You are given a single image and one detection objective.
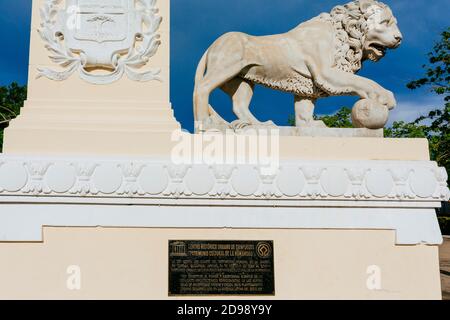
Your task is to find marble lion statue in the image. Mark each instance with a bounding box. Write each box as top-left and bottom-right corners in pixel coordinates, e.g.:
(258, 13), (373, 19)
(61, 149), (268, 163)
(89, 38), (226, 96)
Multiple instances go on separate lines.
(193, 0), (402, 132)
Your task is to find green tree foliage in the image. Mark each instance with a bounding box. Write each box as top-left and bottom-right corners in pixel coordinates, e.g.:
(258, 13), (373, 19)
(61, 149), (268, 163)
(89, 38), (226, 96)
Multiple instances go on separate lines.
(404, 28), (449, 179)
(316, 107), (353, 128)
(288, 106), (353, 128)
(383, 121), (428, 138)
(0, 82), (27, 151)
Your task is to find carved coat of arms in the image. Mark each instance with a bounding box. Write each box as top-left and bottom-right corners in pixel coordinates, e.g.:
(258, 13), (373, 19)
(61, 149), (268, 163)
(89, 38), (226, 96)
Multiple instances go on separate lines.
(37, 0), (162, 84)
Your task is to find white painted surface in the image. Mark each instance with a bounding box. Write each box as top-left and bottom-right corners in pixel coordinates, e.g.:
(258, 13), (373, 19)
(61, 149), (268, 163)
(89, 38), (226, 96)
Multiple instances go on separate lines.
(276, 166), (306, 197)
(45, 164), (77, 193)
(0, 204), (442, 245)
(410, 167), (438, 198)
(0, 162), (28, 192)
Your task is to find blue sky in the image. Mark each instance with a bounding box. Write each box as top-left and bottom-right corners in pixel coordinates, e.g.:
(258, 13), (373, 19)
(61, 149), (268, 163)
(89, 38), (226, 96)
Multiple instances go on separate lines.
(0, 0), (449, 132)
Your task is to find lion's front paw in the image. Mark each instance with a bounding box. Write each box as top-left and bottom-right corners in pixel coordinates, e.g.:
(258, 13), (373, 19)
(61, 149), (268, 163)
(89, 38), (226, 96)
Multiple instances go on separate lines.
(370, 89), (397, 110)
(231, 120), (252, 131)
(382, 90), (397, 110)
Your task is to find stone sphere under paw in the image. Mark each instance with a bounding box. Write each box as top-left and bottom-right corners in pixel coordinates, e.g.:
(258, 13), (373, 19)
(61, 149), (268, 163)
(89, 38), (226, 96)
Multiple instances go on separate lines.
(352, 99), (389, 129)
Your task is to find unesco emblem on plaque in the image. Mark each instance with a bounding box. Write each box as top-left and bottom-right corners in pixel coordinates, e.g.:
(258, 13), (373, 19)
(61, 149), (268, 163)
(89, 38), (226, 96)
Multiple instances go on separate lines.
(169, 240), (275, 296)
(170, 241), (188, 257)
(256, 242), (272, 258)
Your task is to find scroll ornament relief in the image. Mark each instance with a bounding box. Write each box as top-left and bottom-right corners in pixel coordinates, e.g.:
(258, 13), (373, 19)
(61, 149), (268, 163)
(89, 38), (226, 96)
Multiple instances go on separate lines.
(0, 157), (448, 202)
(37, 0), (163, 84)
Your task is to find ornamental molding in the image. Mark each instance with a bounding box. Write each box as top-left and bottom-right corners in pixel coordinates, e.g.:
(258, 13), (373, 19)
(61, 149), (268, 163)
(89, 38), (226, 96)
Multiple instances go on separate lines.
(37, 0), (162, 84)
(0, 156), (448, 204)
(0, 205), (443, 244)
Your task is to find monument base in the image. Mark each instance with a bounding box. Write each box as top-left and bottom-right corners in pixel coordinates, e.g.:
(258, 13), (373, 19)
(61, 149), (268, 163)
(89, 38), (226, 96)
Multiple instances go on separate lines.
(0, 227), (441, 300)
(0, 152), (447, 300)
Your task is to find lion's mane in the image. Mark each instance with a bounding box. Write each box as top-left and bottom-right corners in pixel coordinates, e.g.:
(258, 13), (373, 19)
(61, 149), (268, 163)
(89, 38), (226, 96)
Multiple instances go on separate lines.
(320, 0), (389, 73)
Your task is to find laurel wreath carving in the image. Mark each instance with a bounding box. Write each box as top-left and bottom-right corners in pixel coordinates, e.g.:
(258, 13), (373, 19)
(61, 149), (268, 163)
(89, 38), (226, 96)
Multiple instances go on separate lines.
(37, 0), (163, 84)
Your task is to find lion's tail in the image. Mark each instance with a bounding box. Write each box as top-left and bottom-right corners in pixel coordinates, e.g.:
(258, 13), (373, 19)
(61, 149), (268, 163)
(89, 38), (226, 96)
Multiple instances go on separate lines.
(194, 50), (228, 127)
(194, 51), (208, 88)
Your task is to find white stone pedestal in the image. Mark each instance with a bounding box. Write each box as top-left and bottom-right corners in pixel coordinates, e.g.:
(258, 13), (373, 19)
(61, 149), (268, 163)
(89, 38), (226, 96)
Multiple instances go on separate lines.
(0, 153), (448, 299)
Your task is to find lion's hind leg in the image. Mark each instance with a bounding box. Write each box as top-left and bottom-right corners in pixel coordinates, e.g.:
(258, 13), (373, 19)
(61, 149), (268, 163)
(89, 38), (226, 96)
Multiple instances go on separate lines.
(222, 78), (275, 128)
(194, 63), (248, 132)
(221, 78), (257, 124)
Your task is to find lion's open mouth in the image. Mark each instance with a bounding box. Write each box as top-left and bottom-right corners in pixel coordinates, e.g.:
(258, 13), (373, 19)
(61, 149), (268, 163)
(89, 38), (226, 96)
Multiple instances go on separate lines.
(369, 43), (387, 57)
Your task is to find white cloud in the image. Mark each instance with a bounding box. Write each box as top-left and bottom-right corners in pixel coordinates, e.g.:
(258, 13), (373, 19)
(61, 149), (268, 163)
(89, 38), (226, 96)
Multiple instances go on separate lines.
(388, 94), (444, 126)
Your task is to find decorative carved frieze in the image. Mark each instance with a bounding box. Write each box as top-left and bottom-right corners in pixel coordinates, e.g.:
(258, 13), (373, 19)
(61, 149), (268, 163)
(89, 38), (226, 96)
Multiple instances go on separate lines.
(0, 156), (448, 203)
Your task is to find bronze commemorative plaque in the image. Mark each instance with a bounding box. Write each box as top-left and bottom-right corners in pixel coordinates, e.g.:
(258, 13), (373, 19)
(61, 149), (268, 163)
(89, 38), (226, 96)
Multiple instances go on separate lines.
(169, 240), (275, 296)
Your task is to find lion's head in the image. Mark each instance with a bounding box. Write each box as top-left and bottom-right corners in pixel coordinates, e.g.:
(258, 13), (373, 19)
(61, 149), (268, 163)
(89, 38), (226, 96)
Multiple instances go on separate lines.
(326, 0), (402, 72)
(362, 1), (403, 61)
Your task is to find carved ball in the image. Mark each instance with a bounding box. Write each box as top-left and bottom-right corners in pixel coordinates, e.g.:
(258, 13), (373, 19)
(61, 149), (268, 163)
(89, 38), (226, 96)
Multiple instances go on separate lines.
(352, 99), (389, 129)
